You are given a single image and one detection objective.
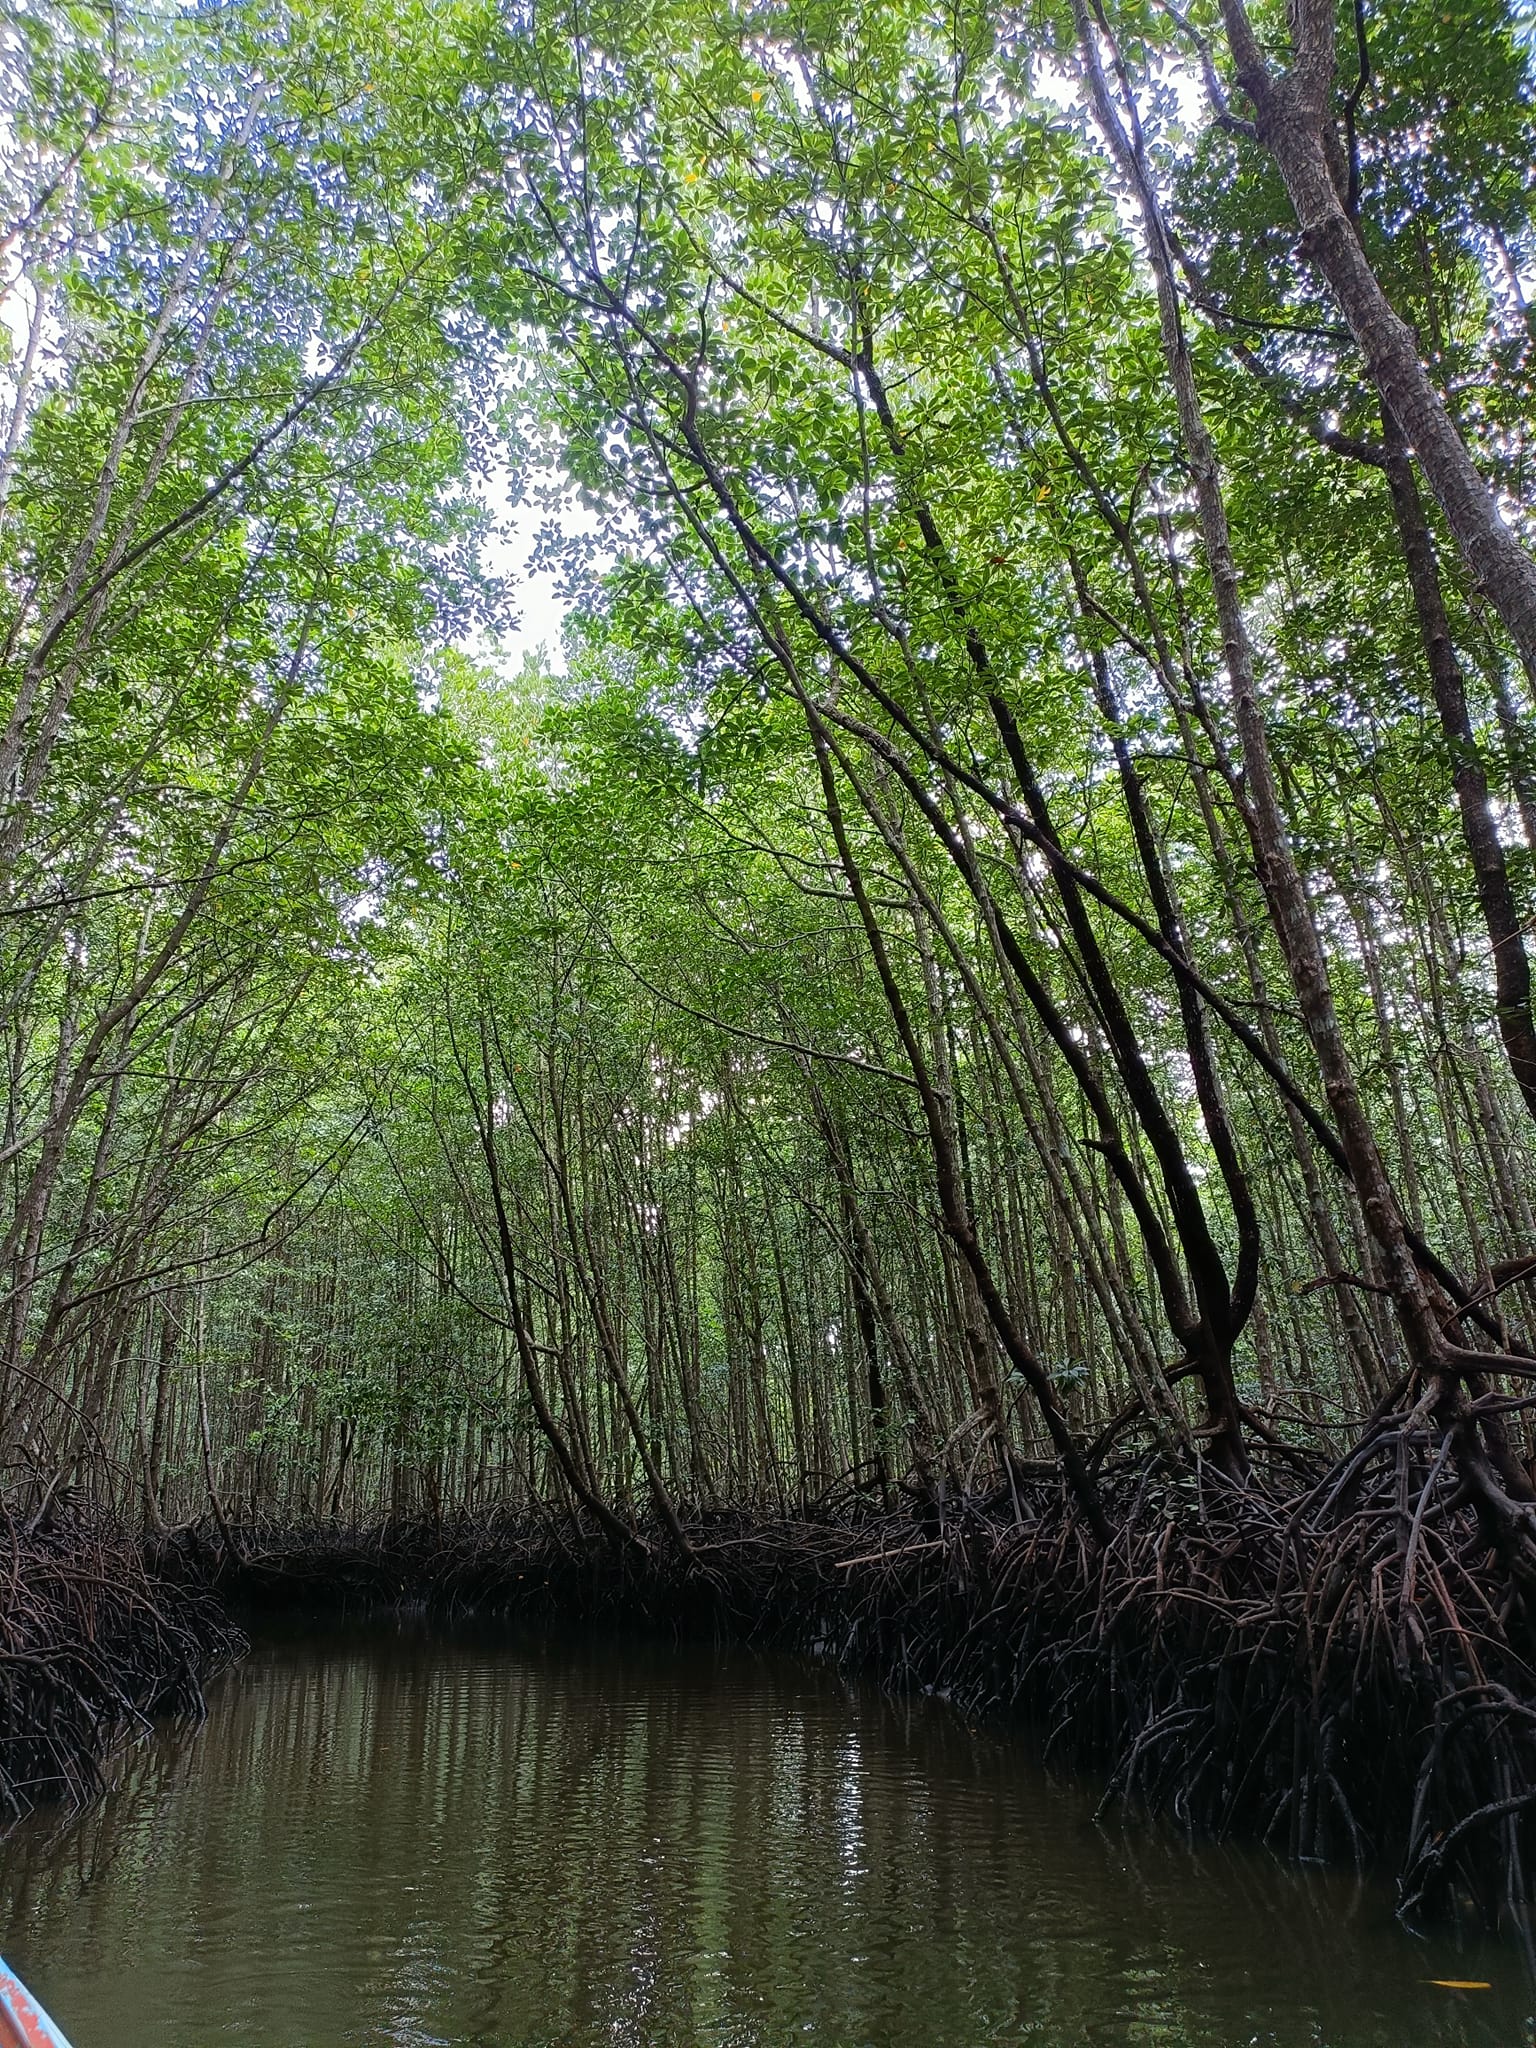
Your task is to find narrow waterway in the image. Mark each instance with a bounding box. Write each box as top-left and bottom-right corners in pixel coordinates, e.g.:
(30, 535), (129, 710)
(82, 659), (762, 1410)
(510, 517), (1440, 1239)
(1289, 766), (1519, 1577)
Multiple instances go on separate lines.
(0, 1624), (1528, 2046)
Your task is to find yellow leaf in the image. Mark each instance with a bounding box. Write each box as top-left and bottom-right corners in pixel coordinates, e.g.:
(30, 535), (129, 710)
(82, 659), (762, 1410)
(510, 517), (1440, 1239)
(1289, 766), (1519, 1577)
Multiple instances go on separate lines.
(1425, 1980), (1492, 1990)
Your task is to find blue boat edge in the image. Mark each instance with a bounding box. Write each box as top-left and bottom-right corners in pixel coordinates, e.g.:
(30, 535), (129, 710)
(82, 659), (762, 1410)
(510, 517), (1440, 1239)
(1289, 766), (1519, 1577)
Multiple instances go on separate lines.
(0, 1957), (73, 2048)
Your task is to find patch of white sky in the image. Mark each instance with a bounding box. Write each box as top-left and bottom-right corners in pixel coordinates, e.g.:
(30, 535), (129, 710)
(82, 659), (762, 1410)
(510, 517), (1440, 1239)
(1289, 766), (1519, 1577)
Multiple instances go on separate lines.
(472, 465), (601, 675)
(0, 194), (57, 433)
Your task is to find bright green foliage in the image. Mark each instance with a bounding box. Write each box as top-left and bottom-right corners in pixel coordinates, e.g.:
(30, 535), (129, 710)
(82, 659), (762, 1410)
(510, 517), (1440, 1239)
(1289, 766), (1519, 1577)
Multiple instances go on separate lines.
(5, 0), (1536, 1528)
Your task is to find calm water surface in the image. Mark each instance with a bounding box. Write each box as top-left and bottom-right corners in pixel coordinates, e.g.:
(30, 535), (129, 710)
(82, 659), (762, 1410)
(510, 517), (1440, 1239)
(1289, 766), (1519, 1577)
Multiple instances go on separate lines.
(0, 1623), (1530, 2047)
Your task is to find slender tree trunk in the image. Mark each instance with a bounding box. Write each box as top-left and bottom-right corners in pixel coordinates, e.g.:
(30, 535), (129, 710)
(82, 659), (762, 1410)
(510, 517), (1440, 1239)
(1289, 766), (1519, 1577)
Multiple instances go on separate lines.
(1213, 0), (1536, 678)
(1379, 409), (1536, 1121)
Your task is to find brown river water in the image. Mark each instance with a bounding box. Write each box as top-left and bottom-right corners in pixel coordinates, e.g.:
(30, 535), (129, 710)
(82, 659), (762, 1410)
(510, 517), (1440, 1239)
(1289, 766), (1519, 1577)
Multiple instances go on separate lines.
(0, 1622), (1531, 2047)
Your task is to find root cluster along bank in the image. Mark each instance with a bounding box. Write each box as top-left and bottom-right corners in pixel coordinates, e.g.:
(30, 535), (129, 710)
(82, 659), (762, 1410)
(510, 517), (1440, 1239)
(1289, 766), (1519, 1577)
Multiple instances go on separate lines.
(0, 1513), (242, 1820)
(208, 1446), (1536, 1936)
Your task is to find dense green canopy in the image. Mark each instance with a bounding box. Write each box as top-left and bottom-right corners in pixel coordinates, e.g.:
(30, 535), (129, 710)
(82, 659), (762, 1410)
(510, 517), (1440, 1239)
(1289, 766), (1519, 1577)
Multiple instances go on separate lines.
(4, 0), (1536, 1539)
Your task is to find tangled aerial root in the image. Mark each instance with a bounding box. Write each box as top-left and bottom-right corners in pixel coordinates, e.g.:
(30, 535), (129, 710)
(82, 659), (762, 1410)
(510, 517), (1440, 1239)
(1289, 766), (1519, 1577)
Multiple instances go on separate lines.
(0, 1509), (243, 1821)
(215, 1427), (1536, 1935)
